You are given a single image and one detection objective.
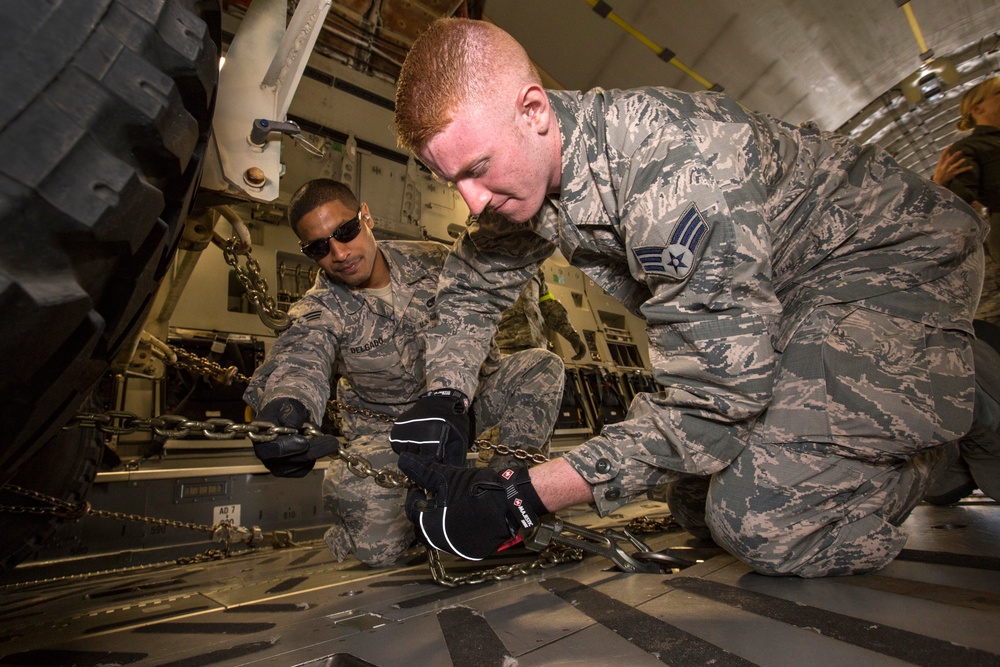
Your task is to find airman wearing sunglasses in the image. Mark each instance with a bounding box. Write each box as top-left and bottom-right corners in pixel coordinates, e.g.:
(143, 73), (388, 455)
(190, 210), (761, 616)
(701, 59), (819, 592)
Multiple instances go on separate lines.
(244, 178), (566, 567)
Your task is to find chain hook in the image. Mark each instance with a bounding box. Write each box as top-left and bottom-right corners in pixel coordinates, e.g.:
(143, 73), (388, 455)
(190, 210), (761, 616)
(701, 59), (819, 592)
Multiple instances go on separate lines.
(221, 236), (291, 332)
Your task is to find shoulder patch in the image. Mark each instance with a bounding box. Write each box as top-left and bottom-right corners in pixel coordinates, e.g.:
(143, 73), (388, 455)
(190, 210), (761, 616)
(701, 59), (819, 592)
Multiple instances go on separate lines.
(632, 203), (709, 280)
(298, 310), (323, 322)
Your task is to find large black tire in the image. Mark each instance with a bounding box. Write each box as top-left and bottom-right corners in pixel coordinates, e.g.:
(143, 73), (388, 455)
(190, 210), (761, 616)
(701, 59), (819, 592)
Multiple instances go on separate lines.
(0, 393), (106, 571)
(0, 0), (219, 481)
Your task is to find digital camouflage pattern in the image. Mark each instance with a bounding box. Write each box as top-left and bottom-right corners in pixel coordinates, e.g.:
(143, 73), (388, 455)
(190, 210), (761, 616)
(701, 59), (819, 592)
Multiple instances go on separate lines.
(246, 242), (450, 422)
(245, 241), (564, 567)
(705, 305), (974, 575)
(495, 268), (585, 356)
(423, 87), (987, 576)
(925, 335), (1000, 505)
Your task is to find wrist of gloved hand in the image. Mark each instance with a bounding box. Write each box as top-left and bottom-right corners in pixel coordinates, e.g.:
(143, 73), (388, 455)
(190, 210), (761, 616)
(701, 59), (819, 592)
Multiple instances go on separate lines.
(571, 338), (587, 360)
(398, 453), (548, 560)
(252, 398), (340, 478)
(389, 388), (470, 466)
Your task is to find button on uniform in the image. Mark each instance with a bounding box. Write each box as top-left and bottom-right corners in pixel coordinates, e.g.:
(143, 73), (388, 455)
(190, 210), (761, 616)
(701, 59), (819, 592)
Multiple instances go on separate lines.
(604, 488), (621, 501)
(595, 458), (612, 474)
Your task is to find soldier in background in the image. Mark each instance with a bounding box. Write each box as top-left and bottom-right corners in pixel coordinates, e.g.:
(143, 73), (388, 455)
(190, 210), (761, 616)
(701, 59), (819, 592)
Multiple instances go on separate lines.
(933, 84), (1000, 328)
(388, 19), (987, 576)
(496, 268), (587, 360)
(243, 178), (564, 567)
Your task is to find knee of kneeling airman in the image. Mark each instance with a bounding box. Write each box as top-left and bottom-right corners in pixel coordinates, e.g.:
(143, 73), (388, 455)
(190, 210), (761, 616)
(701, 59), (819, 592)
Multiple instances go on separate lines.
(706, 511), (900, 578)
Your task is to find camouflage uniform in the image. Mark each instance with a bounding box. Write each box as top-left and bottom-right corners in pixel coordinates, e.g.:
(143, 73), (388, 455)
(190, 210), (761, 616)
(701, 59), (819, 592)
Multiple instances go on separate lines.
(244, 241), (564, 567)
(925, 334), (1000, 505)
(496, 269), (585, 355)
(424, 87), (987, 576)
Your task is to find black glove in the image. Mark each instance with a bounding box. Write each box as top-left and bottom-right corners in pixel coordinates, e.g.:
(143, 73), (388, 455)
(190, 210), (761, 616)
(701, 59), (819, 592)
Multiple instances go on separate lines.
(389, 388), (470, 466)
(253, 398), (340, 478)
(570, 336), (587, 361)
(398, 452), (547, 560)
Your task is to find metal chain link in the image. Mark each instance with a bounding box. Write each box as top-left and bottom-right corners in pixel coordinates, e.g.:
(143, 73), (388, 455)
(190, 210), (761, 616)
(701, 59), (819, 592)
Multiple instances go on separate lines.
(59, 408), (545, 489)
(160, 343), (550, 465)
(58, 410), (411, 490)
(2, 477), (585, 586)
(330, 400), (394, 424)
(469, 440), (550, 465)
(46, 406), (564, 582)
(222, 237), (291, 331)
(1, 483), (215, 531)
(327, 395), (551, 464)
(23, 345), (560, 581)
(0, 483), (300, 561)
(427, 543), (584, 587)
(170, 345), (250, 386)
(61, 411), (322, 442)
(625, 515), (680, 535)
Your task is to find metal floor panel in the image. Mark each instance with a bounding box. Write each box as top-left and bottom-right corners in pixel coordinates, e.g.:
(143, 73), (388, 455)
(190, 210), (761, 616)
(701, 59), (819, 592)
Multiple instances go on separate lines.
(1, 500), (998, 667)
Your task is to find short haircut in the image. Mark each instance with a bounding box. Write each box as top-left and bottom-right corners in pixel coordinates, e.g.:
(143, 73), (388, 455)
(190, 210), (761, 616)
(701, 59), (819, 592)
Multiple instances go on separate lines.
(287, 179), (359, 237)
(958, 76), (1000, 132)
(394, 18), (541, 154)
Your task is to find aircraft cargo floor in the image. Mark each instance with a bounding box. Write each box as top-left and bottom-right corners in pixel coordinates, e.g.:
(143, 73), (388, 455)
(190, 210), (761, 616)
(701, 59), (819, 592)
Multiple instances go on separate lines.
(1, 497), (998, 667)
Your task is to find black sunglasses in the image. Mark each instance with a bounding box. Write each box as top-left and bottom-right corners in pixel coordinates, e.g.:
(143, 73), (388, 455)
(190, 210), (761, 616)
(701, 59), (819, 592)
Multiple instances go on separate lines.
(300, 211), (363, 261)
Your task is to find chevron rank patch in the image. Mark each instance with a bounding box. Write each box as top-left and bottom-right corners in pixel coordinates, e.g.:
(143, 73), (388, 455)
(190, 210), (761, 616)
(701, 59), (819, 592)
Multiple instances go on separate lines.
(632, 203), (709, 280)
(299, 310), (323, 322)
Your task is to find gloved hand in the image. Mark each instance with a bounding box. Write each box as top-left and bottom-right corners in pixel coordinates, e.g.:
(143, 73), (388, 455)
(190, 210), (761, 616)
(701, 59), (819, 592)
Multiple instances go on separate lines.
(253, 398), (340, 478)
(398, 452), (547, 560)
(570, 336), (588, 361)
(389, 388), (470, 466)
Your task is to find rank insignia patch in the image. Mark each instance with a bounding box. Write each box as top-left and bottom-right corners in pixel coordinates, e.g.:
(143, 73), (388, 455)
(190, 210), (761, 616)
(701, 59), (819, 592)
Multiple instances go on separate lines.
(632, 203), (709, 280)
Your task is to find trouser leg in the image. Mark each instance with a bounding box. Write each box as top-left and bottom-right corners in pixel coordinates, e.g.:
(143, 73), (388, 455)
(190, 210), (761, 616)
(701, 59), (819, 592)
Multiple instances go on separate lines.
(925, 337), (1000, 504)
(322, 434), (413, 567)
(922, 440), (975, 505)
(474, 348), (565, 457)
(706, 306), (974, 577)
(958, 382), (1000, 502)
(706, 439), (951, 577)
(974, 254), (1000, 324)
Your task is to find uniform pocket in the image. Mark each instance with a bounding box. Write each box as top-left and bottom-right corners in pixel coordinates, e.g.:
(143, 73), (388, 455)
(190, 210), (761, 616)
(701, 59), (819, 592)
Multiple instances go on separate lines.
(342, 349), (399, 373)
(756, 306), (974, 460)
(822, 308), (972, 456)
(341, 344), (409, 404)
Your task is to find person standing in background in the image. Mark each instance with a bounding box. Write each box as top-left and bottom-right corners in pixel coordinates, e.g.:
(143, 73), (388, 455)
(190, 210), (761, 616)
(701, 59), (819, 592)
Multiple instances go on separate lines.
(944, 77), (1000, 254)
(935, 80), (1000, 325)
(496, 268), (588, 360)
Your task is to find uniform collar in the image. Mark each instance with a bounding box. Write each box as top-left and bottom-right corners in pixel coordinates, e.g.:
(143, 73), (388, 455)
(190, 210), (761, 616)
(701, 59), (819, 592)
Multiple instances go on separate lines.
(546, 89), (619, 230)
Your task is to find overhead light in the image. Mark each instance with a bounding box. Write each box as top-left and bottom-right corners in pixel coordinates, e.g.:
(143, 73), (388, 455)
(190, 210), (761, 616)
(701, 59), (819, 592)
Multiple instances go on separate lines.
(894, 3), (958, 104)
(918, 70), (944, 102)
(899, 56), (959, 104)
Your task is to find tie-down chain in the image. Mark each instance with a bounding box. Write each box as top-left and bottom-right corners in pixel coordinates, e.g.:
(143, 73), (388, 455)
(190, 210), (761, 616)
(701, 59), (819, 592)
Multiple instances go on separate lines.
(6, 345), (683, 582)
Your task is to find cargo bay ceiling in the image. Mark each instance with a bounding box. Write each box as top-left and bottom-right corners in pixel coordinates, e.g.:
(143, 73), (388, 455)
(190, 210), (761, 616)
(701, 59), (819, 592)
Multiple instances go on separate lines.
(225, 0), (1000, 179)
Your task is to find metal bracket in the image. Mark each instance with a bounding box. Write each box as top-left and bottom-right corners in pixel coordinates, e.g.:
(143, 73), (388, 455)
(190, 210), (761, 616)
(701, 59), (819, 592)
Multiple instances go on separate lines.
(524, 517), (664, 574)
(248, 118), (302, 150)
(201, 0), (332, 201)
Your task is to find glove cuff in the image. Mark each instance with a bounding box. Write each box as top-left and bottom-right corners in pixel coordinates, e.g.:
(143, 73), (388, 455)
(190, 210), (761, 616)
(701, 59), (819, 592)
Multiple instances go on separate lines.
(420, 387), (469, 412)
(499, 466), (547, 531)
